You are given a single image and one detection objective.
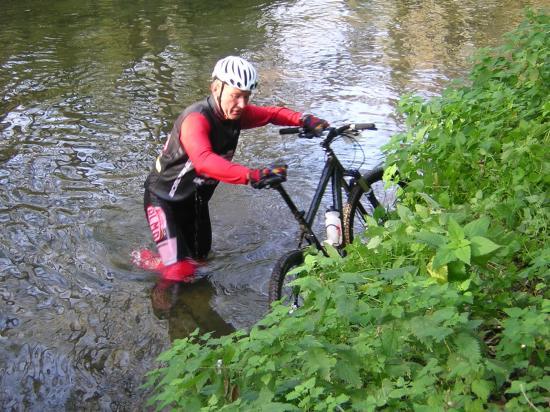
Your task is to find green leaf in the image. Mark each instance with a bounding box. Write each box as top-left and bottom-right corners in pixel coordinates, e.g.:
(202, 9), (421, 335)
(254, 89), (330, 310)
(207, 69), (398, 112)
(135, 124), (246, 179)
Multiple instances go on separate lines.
(433, 245), (456, 269)
(427, 257), (448, 282)
(505, 380), (530, 394)
(304, 254), (317, 270)
(448, 260), (469, 281)
(397, 204), (415, 222)
(286, 377), (316, 402)
(335, 360), (362, 387)
(471, 379), (492, 401)
(418, 192), (441, 209)
(334, 285), (357, 319)
(293, 276), (323, 292)
(339, 272), (368, 284)
(415, 125), (430, 141)
(470, 236), (501, 257)
(415, 204), (430, 218)
(367, 236), (382, 249)
(304, 348), (336, 380)
(415, 230), (447, 248)
(261, 373), (272, 386)
(324, 243), (342, 259)
(448, 218), (465, 242)
(384, 163), (399, 180)
(463, 216), (491, 237)
(286, 389), (303, 401)
(454, 333), (481, 363)
(255, 387), (275, 403)
(333, 393), (351, 406)
(410, 317), (453, 342)
(454, 245), (471, 265)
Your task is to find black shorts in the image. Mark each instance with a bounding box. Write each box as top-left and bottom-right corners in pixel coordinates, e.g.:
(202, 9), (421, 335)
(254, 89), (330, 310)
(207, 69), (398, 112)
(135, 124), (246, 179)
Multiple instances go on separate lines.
(144, 189), (212, 265)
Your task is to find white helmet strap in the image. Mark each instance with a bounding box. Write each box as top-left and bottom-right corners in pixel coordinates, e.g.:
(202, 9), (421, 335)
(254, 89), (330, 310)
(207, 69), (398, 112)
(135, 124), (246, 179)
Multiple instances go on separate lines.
(217, 81), (226, 119)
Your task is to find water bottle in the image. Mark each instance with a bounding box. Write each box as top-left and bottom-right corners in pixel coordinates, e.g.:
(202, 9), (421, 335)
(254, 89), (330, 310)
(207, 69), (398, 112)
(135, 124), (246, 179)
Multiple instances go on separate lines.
(325, 208), (342, 246)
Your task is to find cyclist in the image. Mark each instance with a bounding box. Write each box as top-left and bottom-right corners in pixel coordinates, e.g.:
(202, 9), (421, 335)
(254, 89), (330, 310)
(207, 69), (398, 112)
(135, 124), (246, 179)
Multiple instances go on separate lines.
(140, 56), (328, 285)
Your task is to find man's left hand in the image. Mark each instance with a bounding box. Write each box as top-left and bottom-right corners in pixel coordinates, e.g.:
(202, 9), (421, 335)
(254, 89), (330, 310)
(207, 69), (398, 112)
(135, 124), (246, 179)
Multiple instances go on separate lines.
(302, 114), (329, 137)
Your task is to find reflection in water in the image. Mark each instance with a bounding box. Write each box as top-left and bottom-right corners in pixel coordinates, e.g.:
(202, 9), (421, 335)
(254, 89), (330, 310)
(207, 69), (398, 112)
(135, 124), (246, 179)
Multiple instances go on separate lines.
(152, 278), (235, 340)
(0, 0), (546, 408)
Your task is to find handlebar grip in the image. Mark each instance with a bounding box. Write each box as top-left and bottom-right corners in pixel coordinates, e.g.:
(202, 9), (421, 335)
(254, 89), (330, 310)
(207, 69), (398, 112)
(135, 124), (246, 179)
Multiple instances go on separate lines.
(279, 127), (302, 135)
(352, 123), (377, 130)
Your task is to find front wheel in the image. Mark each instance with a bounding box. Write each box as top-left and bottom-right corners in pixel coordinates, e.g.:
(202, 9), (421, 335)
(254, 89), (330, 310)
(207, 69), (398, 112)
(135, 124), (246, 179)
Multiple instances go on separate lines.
(343, 168), (401, 245)
(268, 249), (305, 306)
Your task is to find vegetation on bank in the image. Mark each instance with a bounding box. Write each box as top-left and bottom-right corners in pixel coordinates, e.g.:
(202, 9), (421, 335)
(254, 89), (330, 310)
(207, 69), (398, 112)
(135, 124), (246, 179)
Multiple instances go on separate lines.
(145, 11), (549, 411)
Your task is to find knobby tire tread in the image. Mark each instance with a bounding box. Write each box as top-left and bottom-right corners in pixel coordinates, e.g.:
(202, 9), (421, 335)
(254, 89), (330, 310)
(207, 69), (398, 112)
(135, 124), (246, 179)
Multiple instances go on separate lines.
(268, 249), (304, 304)
(343, 167), (385, 245)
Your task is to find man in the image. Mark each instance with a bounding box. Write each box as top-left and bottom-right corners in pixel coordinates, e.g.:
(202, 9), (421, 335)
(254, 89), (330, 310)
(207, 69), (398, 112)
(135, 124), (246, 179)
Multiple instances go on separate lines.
(141, 56), (328, 284)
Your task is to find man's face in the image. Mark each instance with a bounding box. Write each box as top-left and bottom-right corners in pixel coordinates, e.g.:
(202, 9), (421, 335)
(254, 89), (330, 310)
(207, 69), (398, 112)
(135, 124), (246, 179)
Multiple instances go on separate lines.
(212, 81), (251, 120)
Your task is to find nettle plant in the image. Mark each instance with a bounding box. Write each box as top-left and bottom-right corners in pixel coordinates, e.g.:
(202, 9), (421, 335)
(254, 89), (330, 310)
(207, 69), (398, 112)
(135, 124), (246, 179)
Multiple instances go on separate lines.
(145, 11), (549, 411)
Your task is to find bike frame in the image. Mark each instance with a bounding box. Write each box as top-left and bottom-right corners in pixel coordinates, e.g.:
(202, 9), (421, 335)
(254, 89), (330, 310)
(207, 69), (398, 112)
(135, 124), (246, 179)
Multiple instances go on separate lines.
(273, 128), (367, 256)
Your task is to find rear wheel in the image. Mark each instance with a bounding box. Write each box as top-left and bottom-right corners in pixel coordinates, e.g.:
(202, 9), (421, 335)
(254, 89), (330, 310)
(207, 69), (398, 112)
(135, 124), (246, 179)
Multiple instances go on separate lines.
(343, 168), (401, 245)
(268, 249), (305, 306)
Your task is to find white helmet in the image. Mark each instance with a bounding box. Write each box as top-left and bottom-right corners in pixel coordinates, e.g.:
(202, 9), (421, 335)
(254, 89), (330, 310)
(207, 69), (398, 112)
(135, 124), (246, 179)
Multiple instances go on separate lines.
(212, 56), (258, 92)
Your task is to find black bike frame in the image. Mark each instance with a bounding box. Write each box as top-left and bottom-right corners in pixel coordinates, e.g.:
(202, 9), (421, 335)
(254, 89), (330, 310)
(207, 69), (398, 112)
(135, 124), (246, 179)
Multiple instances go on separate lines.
(273, 136), (359, 256)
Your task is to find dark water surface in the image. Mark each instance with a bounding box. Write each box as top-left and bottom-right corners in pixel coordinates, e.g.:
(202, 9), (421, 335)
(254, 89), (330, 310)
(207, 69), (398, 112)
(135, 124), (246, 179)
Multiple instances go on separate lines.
(1, 0), (547, 409)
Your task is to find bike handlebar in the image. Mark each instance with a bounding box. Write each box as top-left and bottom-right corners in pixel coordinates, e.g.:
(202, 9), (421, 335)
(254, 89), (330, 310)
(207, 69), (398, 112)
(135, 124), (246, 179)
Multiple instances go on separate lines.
(349, 123), (377, 131)
(279, 122), (377, 137)
(279, 127), (302, 135)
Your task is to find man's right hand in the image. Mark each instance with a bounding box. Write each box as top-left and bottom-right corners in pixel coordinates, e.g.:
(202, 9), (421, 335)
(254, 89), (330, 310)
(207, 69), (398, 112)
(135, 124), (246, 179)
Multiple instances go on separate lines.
(250, 164), (287, 189)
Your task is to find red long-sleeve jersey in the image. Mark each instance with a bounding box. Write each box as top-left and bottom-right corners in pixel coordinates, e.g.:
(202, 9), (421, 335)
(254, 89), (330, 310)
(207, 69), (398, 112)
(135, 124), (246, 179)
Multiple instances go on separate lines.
(180, 105), (302, 184)
(145, 97), (303, 202)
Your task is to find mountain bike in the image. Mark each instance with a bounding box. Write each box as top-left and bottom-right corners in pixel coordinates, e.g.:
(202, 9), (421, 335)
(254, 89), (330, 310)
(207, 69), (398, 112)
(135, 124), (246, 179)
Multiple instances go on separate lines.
(267, 122), (402, 306)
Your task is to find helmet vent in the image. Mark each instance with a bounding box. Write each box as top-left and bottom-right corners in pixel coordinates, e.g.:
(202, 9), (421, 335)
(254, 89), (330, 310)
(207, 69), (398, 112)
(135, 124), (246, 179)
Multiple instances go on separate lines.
(212, 56), (258, 92)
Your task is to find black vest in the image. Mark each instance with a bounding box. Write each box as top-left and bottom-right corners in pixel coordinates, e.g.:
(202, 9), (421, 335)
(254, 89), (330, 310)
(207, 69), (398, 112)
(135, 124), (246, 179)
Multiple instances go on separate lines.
(145, 96), (241, 201)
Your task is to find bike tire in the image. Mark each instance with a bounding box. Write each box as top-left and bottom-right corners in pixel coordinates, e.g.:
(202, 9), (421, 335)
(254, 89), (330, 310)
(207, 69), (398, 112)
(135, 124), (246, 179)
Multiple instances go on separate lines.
(268, 249), (305, 305)
(343, 168), (401, 245)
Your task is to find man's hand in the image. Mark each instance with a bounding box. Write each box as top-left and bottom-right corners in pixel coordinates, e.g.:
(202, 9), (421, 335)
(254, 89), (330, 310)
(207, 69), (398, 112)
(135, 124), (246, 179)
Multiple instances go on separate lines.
(250, 164), (287, 189)
(301, 114), (329, 137)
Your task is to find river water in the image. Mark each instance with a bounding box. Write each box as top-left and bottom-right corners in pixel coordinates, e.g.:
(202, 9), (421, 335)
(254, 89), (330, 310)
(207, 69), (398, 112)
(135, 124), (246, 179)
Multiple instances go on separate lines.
(0, 0), (546, 409)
